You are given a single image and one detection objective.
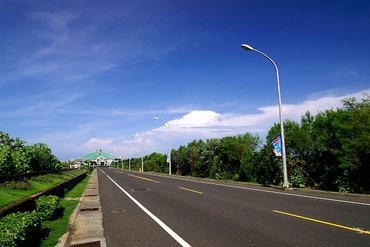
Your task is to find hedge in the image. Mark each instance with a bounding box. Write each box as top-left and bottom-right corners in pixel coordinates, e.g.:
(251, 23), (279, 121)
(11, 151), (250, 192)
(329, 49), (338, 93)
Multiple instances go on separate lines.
(0, 195), (61, 246)
(35, 195), (60, 220)
(0, 211), (41, 247)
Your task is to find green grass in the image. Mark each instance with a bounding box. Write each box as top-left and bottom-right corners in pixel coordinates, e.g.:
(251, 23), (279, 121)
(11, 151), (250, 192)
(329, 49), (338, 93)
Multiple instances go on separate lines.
(40, 200), (79, 247)
(0, 170), (84, 209)
(40, 174), (91, 247)
(64, 175), (90, 198)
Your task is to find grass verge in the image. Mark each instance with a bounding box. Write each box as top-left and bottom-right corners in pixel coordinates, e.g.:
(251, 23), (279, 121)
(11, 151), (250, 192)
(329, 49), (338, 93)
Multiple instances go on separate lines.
(40, 174), (90, 247)
(64, 174), (90, 199)
(40, 200), (79, 247)
(0, 170), (84, 209)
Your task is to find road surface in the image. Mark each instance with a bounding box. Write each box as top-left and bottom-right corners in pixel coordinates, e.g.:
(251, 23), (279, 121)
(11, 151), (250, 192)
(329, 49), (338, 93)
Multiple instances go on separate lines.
(98, 167), (370, 247)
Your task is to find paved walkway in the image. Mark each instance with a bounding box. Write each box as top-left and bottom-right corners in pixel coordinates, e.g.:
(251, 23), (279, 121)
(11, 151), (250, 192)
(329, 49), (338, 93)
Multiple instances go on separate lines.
(57, 169), (106, 247)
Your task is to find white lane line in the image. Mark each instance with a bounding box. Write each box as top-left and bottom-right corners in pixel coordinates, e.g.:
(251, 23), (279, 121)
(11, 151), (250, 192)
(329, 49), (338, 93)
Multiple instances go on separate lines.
(105, 174), (192, 247)
(145, 173), (370, 207)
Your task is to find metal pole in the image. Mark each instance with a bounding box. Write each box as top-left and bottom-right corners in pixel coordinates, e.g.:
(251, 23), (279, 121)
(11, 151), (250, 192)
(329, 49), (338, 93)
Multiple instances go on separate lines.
(129, 158), (131, 171)
(141, 156), (144, 173)
(154, 117), (172, 175)
(241, 44), (289, 188)
(167, 122), (172, 175)
(133, 134), (144, 172)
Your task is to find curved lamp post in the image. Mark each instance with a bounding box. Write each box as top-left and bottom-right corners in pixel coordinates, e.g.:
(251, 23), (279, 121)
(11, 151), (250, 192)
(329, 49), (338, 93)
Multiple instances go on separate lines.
(154, 116), (172, 175)
(241, 43), (289, 188)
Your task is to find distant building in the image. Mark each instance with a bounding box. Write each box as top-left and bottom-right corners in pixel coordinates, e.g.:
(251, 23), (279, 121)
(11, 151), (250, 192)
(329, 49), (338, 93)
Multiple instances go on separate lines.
(75, 149), (118, 167)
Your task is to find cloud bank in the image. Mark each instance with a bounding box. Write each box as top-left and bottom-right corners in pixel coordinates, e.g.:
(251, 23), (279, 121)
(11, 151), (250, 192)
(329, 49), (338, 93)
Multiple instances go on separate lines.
(90, 89), (369, 159)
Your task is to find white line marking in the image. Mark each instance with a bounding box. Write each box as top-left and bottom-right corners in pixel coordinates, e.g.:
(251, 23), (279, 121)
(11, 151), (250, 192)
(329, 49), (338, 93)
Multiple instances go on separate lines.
(145, 172), (370, 207)
(105, 173), (191, 247)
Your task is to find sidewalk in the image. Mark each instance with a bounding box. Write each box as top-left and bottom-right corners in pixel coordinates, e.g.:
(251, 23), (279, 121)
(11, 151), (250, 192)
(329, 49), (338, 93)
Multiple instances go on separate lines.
(57, 169), (106, 247)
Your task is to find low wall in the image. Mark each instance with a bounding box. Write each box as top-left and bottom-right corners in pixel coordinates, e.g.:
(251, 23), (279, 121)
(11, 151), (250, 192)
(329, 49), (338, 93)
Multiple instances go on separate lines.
(0, 172), (87, 217)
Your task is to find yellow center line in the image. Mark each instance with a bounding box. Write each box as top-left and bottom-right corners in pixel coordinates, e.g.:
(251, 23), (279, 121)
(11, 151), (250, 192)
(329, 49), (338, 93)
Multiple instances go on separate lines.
(273, 210), (370, 235)
(178, 187), (203, 194)
(128, 174), (160, 183)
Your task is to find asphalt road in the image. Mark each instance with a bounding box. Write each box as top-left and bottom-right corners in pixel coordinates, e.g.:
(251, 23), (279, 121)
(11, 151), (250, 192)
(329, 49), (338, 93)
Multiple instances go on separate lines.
(98, 167), (370, 247)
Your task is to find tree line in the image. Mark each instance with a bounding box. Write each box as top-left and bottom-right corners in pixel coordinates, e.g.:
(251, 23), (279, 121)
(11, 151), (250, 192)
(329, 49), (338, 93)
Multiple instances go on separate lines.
(114, 97), (369, 193)
(0, 132), (63, 176)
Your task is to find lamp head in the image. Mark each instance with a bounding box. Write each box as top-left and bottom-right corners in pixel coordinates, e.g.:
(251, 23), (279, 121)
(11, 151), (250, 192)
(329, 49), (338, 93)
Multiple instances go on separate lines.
(153, 116), (160, 120)
(241, 44), (254, 51)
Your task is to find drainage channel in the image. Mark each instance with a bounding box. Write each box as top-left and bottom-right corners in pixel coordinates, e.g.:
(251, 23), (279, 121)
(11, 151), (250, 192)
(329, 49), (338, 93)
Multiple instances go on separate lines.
(85, 194), (98, 197)
(69, 240), (101, 247)
(80, 207), (100, 212)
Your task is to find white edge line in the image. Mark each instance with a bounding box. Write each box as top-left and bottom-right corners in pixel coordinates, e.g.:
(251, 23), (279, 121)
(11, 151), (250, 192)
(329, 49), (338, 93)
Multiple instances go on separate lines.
(145, 172), (370, 207)
(105, 173), (192, 247)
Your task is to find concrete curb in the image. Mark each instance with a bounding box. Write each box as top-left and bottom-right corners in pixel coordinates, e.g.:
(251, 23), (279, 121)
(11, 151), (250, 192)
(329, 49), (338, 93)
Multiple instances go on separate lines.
(57, 169), (106, 247)
(55, 189), (84, 247)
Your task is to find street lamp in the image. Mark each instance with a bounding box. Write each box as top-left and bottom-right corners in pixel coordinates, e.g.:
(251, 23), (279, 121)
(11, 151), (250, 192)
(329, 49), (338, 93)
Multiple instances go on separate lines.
(154, 116), (172, 175)
(132, 135), (144, 172)
(241, 43), (289, 188)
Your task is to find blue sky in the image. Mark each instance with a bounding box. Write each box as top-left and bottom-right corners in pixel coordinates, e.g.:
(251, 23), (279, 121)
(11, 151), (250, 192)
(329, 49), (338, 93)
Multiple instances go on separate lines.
(1, 0), (369, 160)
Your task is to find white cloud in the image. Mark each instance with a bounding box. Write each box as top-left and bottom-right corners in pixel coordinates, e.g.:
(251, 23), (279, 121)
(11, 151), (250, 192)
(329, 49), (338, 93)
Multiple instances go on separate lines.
(36, 88), (370, 160)
(82, 138), (130, 158)
(80, 135), (157, 159)
(84, 138), (113, 148)
(173, 110), (221, 128)
(147, 89), (370, 154)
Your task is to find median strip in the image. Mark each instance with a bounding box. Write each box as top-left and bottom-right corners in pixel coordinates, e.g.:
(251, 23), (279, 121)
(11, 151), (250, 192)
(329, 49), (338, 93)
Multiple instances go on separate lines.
(128, 174), (160, 183)
(178, 187), (203, 194)
(273, 210), (370, 235)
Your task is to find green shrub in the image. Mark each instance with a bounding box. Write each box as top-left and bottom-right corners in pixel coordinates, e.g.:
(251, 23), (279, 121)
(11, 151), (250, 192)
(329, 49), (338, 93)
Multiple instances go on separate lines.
(35, 195), (60, 220)
(0, 211), (41, 247)
(80, 163), (93, 174)
(0, 180), (31, 190)
(289, 167), (306, 188)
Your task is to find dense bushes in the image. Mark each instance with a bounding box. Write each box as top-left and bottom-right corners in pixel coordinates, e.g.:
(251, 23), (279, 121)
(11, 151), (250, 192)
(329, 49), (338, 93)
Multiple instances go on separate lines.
(35, 195), (60, 220)
(0, 211), (41, 247)
(0, 195), (61, 246)
(116, 97), (370, 193)
(0, 133), (65, 176)
(273, 97), (370, 192)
